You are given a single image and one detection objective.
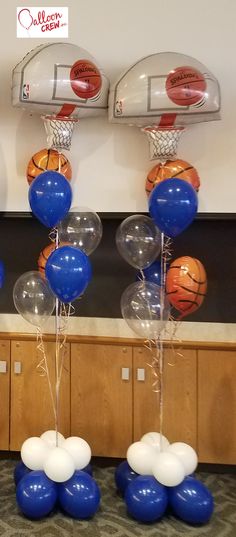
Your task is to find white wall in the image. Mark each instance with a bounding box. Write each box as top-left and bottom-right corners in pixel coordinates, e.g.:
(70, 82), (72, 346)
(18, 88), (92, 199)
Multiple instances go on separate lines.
(0, 0), (235, 213)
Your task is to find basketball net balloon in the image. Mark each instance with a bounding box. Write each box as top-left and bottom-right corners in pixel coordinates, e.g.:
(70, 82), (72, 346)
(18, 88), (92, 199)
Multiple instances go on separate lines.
(42, 114), (79, 152)
(142, 115), (184, 161)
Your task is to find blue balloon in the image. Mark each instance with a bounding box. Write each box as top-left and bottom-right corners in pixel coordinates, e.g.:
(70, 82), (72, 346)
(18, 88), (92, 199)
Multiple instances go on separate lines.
(115, 461), (139, 495)
(149, 178), (198, 237)
(168, 476), (214, 525)
(58, 470), (100, 519)
(125, 475), (168, 523)
(45, 245), (92, 303)
(14, 461), (31, 486)
(16, 471), (57, 519)
(29, 171), (72, 228)
(0, 261), (5, 288)
(82, 463), (93, 476)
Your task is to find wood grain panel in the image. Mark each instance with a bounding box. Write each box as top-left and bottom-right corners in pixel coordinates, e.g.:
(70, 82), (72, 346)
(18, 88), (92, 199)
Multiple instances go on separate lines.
(0, 340), (10, 450)
(133, 346), (197, 448)
(198, 350), (236, 464)
(71, 343), (132, 457)
(10, 340), (70, 450)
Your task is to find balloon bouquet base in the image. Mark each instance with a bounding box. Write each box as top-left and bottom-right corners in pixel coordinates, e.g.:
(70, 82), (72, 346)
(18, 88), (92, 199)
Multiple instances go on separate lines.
(115, 432), (214, 525)
(14, 431), (100, 520)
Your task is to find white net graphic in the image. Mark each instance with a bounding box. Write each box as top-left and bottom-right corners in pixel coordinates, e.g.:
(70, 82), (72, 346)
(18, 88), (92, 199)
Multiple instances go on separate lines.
(143, 127), (184, 161)
(42, 115), (79, 151)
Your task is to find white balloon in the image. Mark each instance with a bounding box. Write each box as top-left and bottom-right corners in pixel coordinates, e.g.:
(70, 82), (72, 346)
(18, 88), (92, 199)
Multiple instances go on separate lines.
(40, 430), (65, 449)
(152, 452), (185, 487)
(21, 437), (49, 471)
(141, 432), (170, 452)
(167, 442), (198, 476)
(127, 441), (156, 475)
(43, 447), (75, 483)
(63, 437), (91, 470)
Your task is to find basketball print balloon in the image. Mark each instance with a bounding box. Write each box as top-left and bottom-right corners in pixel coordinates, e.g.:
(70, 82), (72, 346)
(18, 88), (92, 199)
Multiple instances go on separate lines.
(38, 243), (69, 277)
(166, 66), (206, 107)
(145, 159), (200, 196)
(166, 256), (207, 318)
(70, 60), (102, 100)
(26, 148), (72, 186)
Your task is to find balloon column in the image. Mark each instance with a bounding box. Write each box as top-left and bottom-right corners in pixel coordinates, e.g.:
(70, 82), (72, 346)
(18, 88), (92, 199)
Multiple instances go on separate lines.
(110, 52), (220, 526)
(12, 43), (109, 520)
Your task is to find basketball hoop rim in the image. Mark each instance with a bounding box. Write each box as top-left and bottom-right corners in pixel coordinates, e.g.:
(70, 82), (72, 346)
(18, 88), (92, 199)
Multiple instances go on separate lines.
(142, 126), (185, 133)
(41, 114), (79, 123)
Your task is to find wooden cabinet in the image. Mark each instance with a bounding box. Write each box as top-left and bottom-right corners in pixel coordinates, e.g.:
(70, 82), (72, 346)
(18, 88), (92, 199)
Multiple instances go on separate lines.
(133, 347), (197, 449)
(0, 340), (10, 450)
(198, 350), (236, 464)
(0, 335), (235, 464)
(10, 340), (70, 450)
(71, 343), (133, 457)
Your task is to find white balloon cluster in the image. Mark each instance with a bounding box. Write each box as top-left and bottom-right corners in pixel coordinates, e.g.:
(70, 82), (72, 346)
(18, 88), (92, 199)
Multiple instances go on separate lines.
(21, 431), (91, 483)
(127, 432), (198, 487)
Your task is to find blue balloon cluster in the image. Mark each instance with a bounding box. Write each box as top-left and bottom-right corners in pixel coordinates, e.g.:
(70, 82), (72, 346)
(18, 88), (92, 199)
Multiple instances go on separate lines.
(115, 462), (214, 525)
(14, 461), (99, 520)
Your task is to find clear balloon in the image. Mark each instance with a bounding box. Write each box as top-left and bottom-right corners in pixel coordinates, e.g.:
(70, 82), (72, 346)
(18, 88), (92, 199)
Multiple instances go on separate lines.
(116, 215), (161, 270)
(121, 281), (170, 339)
(58, 207), (103, 255)
(13, 271), (55, 327)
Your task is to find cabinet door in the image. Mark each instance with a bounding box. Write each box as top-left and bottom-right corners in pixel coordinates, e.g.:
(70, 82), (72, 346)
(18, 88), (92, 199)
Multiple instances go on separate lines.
(10, 340), (70, 450)
(71, 343), (132, 457)
(133, 346), (197, 448)
(198, 350), (236, 464)
(0, 340), (10, 450)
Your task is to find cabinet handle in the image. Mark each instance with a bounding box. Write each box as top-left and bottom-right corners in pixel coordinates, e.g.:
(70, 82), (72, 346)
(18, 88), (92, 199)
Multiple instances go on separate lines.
(121, 367), (130, 381)
(137, 368), (145, 381)
(14, 361), (22, 374)
(0, 360), (7, 374)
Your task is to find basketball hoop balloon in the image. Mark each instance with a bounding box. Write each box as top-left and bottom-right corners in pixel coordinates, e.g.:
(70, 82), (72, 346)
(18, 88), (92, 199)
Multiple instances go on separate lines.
(109, 51), (220, 161)
(12, 42), (110, 150)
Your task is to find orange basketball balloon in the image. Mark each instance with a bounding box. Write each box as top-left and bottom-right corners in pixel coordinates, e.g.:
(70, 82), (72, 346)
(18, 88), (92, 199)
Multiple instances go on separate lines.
(145, 159), (200, 196)
(38, 242), (70, 277)
(27, 148), (72, 186)
(166, 256), (207, 318)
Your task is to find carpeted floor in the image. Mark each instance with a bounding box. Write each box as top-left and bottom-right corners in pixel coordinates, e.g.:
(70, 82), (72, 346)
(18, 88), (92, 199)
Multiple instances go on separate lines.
(0, 459), (235, 536)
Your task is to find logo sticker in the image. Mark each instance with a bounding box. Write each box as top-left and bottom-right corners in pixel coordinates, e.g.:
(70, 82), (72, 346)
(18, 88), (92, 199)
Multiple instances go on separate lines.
(17, 7), (68, 38)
